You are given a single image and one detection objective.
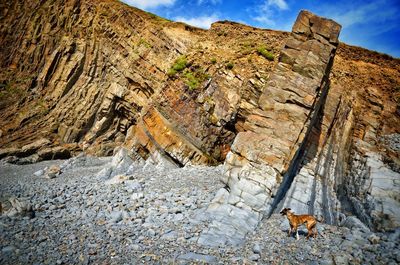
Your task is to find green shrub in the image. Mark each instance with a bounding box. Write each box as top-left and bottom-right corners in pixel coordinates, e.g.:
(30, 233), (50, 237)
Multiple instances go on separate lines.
(226, 62), (234, 70)
(257, 46), (274, 61)
(184, 72), (199, 90)
(167, 56), (188, 77)
(211, 58), (217, 64)
(167, 68), (177, 77)
(172, 56), (187, 71)
(183, 68), (209, 90)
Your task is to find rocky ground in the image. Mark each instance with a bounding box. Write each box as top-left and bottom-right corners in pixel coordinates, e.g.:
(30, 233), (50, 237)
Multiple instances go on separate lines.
(1, 152), (399, 265)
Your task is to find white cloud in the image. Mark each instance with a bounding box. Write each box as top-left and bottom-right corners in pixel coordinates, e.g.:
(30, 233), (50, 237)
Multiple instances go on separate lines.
(252, 0), (290, 27)
(174, 14), (220, 29)
(253, 10), (275, 26)
(122, 0), (176, 9)
(267, 0), (288, 10)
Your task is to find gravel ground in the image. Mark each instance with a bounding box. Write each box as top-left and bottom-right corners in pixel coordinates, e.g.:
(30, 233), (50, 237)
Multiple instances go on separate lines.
(1, 154), (399, 264)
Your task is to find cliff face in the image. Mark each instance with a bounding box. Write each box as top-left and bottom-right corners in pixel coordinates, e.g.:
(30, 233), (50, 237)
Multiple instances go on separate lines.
(0, 0), (287, 162)
(0, 0), (399, 238)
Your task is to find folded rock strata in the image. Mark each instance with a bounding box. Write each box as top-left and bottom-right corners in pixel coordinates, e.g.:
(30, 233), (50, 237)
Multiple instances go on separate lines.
(0, 0), (399, 244)
(199, 11), (400, 246)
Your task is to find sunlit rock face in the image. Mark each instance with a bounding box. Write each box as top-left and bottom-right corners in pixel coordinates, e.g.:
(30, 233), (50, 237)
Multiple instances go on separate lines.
(0, 1), (399, 245)
(199, 11), (400, 246)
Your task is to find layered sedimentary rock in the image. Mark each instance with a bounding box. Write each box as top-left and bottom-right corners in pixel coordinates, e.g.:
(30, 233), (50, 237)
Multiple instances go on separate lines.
(199, 11), (400, 246)
(0, 0), (399, 244)
(0, 0), (284, 165)
(199, 10), (342, 245)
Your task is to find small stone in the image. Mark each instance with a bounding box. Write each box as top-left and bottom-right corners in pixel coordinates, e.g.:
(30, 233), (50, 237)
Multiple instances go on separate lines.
(147, 229), (156, 237)
(134, 218), (143, 224)
(45, 165), (61, 179)
(368, 233), (380, 244)
(161, 230), (178, 241)
(126, 181), (142, 191)
(252, 242), (261, 254)
(174, 213), (184, 221)
(177, 252), (217, 264)
(2, 246), (16, 253)
(33, 169), (45, 177)
(109, 211), (123, 223)
(132, 244), (141, 251)
(131, 192), (144, 200)
(249, 254), (260, 261)
(122, 210), (130, 220)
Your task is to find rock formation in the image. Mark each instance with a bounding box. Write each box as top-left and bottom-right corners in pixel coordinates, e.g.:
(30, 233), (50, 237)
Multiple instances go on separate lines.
(0, 0), (399, 245)
(199, 10), (343, 245)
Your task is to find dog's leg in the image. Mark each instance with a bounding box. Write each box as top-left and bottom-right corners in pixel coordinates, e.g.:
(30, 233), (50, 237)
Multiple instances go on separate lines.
(306, 222), (316, 239)
(288, 224), (293, 237)
(306, 224), (312, 239)
(307, 228), (314, 239)
(293, 225), (299, 240)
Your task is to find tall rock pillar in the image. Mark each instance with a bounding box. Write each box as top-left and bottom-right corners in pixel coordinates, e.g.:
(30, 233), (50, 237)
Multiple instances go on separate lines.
(199, 10), (341, 246)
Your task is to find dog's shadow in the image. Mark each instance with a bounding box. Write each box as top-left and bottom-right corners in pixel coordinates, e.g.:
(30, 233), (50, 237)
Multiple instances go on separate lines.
(282, 229), (308, 237)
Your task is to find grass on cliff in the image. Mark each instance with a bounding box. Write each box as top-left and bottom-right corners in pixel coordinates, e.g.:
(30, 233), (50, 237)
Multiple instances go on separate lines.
(145, 11), (172, 22)
(225, 62), (234, 70)
(167, 56), (188, 77)
(167, 56), (210, 90)
(184, 69), (209, 90)
(257, 46), (274, 61)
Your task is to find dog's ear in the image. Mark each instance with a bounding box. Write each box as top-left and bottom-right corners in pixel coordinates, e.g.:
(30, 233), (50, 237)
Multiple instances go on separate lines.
(287, 208), (291, 211)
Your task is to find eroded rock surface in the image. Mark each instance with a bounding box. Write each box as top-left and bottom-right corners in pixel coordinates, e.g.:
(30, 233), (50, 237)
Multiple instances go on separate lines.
(199, 10), (400, 246)
(0, 0), (285, 165)
(0, 0), (399, 248)
(1, 154), (399, 264)
(199, 10), (342, 246)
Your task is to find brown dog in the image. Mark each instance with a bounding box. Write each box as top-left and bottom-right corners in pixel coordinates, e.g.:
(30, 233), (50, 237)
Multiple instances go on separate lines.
(280, 208), (320, 240)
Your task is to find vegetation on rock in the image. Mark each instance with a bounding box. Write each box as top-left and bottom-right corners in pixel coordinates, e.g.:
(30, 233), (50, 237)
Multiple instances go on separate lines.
(225, 62), (234, 70)
(167, 56), (188, 77)
(183, 68), (209, 90)
(257, 46), (274, 61)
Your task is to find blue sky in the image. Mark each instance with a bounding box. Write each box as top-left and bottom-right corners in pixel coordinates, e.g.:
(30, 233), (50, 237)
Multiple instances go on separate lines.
(121, 0), (400, 58)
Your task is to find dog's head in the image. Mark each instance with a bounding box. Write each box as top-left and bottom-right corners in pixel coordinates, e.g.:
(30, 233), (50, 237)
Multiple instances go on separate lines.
(280, 208), (291, 216)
